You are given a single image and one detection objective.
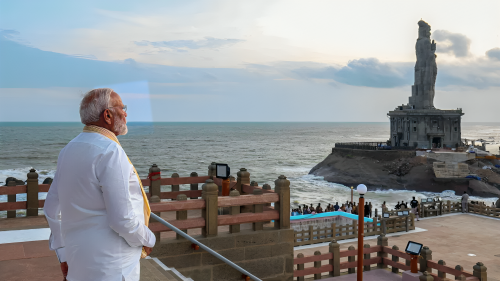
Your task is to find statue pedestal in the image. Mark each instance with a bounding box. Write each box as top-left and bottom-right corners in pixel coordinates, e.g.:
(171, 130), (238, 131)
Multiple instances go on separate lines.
(402, 270), (423, 281)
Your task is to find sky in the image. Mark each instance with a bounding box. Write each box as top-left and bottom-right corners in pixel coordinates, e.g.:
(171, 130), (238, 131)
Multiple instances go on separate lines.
(0, 0), (499, 122)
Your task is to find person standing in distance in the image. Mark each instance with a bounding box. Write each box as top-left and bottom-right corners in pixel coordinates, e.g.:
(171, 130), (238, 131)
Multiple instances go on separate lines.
(410, 197), (420, 221)
(462, 191), (469, 213)
(44, 88), (155, 281)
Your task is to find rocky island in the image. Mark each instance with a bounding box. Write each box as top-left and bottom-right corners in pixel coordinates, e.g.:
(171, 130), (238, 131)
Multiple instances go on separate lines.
(310, 20), (500, 198)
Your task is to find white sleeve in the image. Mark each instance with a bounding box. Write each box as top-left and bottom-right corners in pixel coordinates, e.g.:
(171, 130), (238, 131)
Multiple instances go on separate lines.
(44, 168), (66, 262)
(96, 145), (155, 248)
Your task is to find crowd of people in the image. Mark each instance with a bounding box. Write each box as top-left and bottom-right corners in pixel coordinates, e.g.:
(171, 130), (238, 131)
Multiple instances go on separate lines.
(291, 196), (424, 221)
(291, 201), (375, 218)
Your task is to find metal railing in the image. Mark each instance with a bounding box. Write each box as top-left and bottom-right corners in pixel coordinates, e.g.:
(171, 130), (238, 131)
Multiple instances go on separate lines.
(150, 213), (261, 281)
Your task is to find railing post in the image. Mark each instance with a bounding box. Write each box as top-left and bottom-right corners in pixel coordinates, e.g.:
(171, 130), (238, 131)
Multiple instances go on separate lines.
(352, 220), (358, 237)
(229, 189), (240, 233)
(419, 246), (432, 273)
(437, 260), (446, 279)
(235, 168), (250, 194)
(405, 215), (409, 232)
(419, 271), (434, 281)
(252, 188), (263, 231)
(329, 240), (340, 277)
(26, 169), (39, 216)
(421, 201), (425, 218)
(176, 194), (187, 239)
(262, 183), (272, 224)
(473, 262), (487, 281)
(372, 217), (378, 234)
(308, 225), (314, 242)
(148, 164), (161, 243)
(332, 222), (337, 239)
(7, 181), (16, 218)
(314, 251), (322, 280)
(208, 162), (216, 179)
(375, 208), (378, 218)
(447, 200), (451, 213)
(190, 172), (199, 199)
(274, 175), (290, 229)
(171, 173), (179, 193)
(347, 246), (355, 274)
(455, 265), (464, 278)
(296, 253), (305, 281)
(364, 244), (371, 271)
(149, 164), (161, 203)
(202, 179), (218, 237)
(392, 245), (399, 273)
(382, 219), (387, 235)
(456, 275), (466, 281)
(377, 234), (388, 268)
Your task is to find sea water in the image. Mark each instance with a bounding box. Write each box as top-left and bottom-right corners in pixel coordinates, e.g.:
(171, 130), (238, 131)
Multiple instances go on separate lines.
(1, 122), (499, 218)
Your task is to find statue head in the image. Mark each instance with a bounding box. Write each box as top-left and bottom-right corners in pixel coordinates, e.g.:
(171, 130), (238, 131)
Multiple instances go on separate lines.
(418, 20), (431, 39)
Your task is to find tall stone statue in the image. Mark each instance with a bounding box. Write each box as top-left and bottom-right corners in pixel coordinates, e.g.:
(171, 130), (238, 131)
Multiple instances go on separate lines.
(409, 20), (437, 109)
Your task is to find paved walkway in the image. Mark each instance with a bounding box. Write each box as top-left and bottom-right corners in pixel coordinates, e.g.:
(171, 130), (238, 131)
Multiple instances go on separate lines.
(294, 213), (500, 281)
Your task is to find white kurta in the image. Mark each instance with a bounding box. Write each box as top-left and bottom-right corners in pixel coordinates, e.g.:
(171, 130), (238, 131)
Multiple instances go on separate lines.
(44, 132), (155, 281)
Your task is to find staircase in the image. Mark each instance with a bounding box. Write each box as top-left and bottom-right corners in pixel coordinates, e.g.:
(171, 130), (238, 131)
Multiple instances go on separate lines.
(140, 257), (193, 281)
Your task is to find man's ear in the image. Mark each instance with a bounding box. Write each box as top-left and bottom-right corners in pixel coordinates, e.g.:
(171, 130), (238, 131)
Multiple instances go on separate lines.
(104, 109), (113, 125)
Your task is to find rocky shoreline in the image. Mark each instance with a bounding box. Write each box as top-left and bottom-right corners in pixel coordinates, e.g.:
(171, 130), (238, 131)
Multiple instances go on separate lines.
(309, 148), (500, 198)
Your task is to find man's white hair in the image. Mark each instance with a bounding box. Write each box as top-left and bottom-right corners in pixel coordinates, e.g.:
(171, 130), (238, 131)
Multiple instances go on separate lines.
(79, 88), (114, 124)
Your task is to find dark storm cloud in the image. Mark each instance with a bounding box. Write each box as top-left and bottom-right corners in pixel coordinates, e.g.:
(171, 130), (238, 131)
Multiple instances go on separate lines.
(432, 30), (471, 57)
(486, 48), (500, 61)
(134, 37), (244, 52)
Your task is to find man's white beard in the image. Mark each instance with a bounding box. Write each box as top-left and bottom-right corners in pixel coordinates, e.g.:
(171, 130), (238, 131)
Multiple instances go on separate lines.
(114, 115), (128, 135)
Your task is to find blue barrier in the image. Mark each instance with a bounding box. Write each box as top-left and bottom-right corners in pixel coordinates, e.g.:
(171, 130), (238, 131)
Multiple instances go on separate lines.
(290, 211), (374, 222)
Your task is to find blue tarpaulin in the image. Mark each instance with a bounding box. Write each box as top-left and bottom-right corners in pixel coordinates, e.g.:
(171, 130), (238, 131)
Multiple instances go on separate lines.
(466, 175), (481, 180)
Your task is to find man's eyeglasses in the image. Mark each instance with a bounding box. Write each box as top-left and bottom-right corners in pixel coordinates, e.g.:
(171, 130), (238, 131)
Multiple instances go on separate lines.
(108, 105), (127, 113)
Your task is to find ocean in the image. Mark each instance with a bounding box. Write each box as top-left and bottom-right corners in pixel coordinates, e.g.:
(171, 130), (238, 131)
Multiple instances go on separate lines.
(1, 122), (499, 217)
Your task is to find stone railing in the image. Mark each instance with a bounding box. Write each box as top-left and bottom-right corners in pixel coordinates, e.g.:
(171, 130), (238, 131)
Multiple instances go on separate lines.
(293, 214), (415, 247)
(419, 201), (500, 219)
(294, 234), (487, 281)
(1, 163), (295, 280)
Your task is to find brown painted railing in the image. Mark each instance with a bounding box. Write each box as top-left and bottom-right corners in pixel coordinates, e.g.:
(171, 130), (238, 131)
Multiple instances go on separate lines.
(293, 215), (415, 247)
(293, 235), (487, 281)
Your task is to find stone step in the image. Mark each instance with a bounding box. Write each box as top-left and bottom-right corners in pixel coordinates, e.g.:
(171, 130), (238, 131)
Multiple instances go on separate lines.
(140, 258), (193, 281)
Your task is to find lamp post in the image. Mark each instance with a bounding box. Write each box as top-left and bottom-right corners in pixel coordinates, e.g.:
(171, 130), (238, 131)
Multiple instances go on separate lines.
(351, 186), (354, 204)
(357, 184), (367, 281)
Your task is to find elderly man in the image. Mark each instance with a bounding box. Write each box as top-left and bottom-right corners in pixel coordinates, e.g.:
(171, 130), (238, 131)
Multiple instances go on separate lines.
(44, 88), (155, 281)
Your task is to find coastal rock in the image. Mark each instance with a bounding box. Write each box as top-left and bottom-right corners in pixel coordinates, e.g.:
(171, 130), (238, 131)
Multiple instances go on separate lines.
(468, 180), (500, 198)
(309, 148), (484, 196)
(4, 177), (25, 186)
(43, 177), (53, 184)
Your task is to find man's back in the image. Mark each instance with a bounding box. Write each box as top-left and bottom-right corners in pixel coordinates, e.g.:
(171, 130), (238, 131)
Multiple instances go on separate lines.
(410, 199), (418, 208)
(462, 193), (469, 201)
(45, 132), (155, 281)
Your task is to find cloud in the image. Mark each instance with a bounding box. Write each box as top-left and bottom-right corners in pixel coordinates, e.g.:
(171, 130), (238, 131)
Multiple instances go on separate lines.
(486, 48), (500, 61)
(288, 58), (412, 88)
(133, 37), (244, 52)
(432, 30), (471, 57)
(0, 29), (20, 40)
